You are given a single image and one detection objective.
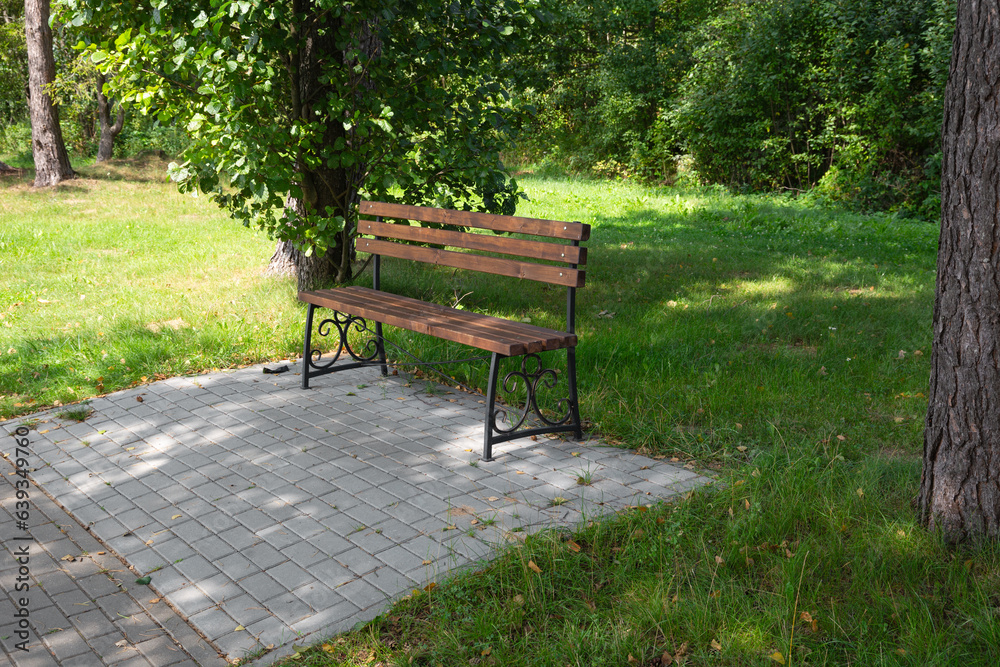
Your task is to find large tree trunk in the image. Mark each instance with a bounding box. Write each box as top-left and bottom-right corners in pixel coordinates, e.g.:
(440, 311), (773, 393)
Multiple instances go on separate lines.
(280, 3), (380, 291)
(919, 0), (1000, 544)
(24, 0), (74, 187)
(95, 73), (124, 162)
(264, 195), (345, 291)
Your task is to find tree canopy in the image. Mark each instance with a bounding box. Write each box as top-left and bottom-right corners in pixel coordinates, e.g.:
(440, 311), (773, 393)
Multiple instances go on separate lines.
(62, 0), (533, 282)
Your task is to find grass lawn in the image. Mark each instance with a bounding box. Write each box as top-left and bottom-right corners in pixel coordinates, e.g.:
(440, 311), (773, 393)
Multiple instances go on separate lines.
(4, 160), (999, 665)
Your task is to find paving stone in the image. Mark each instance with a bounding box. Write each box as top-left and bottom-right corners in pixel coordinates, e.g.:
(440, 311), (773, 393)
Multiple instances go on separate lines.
(12, 360), (708, 665)
(42, 626), (91, 661)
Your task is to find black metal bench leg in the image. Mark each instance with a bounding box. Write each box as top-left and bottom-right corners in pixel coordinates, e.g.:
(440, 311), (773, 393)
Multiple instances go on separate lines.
(483, 352), (502, 462)
(302, 303), (315, 389)
(375, 322), (388, 376)
(567, 347), (583, 440)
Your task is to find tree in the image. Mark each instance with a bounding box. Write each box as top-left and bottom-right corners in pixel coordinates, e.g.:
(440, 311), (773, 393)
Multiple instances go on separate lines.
(93, 72), (122, 161)
(1, 1), (28, 129)
(24, 0), (73, 186)
(919, 0), (1000, 543)
(66, 0), (531, 290)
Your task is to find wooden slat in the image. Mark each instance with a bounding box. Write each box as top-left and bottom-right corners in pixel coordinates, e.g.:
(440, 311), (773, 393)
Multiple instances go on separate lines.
(359, 220), (587, 265)
(299, 287), (577, 356)
(358, 238), (586, 288)
(360, 200), (590, 242)
(303, 288), (573, 353)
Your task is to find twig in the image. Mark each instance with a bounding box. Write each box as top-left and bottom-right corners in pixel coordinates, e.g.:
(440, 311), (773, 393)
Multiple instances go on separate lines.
(789, 550), (809, 667)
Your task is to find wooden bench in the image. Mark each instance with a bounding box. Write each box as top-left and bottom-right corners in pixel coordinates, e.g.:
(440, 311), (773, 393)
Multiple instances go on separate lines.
(298, 200), (590, 461)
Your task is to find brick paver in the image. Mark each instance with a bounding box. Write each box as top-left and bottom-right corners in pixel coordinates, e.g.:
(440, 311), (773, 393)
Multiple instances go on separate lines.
(3, 360), (708, 665)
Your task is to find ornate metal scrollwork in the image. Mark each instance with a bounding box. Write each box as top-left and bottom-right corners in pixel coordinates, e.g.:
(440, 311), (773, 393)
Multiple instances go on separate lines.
(308, 312), (382, 371)
(492, 353), (573, 434)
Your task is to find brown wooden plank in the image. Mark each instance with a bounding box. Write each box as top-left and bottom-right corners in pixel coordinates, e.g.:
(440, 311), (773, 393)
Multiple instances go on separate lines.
(299, 287), (577, 356)
(359, 220), (587, 265)
(343, 288), (572, 348)
(358, 238), (586, 288)
(360, 200), (590, 242)
(303, 288), (574, 355)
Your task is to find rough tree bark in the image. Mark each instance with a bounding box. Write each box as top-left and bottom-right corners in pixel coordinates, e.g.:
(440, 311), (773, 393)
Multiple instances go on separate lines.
(95, 72), (123, 162)
(265, 2), (380, 291)
(919, 0), (1000, 543)
(24, 0), (74, 186)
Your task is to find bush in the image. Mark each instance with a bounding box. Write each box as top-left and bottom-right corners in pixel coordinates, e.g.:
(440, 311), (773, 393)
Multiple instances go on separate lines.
(669, 0), (954, 216)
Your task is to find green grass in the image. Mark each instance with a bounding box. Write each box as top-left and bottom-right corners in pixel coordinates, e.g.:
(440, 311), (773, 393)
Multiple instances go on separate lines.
(0, 156), (303, 417)
(5, 162), (997, 665)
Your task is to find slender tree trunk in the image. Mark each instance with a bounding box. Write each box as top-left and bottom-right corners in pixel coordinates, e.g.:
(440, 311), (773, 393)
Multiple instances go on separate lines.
(95, 73), (124, 162)
(24, 0), (74, 187)
(919, 0), (1000, 544)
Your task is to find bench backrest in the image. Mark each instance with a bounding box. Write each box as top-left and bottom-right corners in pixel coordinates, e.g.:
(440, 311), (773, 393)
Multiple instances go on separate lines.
(358, 201), (589, 289)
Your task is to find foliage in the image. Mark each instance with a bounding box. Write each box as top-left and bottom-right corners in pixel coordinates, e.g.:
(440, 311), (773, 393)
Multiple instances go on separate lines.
(0, 2), (27, 129)
(509, 0), (955, 217)
(510, 0), (722, 183)
(60, 0), (533, 270)
(666, 0), (955, 217)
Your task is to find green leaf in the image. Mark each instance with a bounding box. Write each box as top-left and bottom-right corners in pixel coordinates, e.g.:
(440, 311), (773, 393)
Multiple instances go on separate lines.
(135, 576), (152, 585)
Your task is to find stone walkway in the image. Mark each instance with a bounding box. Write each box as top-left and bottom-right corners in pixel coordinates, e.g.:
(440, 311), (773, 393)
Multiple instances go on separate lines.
(2, 361), (708, 666)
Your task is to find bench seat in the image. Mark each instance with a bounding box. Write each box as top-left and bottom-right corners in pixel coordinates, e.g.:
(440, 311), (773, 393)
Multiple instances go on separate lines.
(299, 287), (576, 357)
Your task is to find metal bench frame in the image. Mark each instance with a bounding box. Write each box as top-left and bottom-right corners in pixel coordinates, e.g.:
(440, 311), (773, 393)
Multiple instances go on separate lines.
(299, 201), (589, 461)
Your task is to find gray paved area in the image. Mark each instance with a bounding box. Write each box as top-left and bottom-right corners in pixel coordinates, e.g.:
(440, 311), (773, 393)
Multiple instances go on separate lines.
(2, 360), (708, 665)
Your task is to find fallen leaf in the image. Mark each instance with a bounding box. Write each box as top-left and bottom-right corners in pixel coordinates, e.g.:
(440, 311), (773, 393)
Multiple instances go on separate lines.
(856, 488), (865, 498)
(744, 499), (751, 510)
(149, 598), (160, 604)
(487, 496), (499, 502)
(172, 514), (183, 520)
(527, 560), (542, 574)
(736, 445), (747, 452)
(136, 396), (144, 403)
(628, 655), (638, 664)
(97, 551), (106, 555)
(770, 651), (786, 664)
(423, 582), (437, 592)
(711, 639), (722, 651)
(235, 625), (245, 632)
(661, 651), (673, 666)
(422, 559), (433, 565)
(470, 519), (479, 525)
(61, 555), (77, 562)
(481, 647), (492, 657)
(135, 576), (152, 585)
(512, 594), (525, 606)
(715, 555), (724, 565)
(567, 540), (582, 553)
(836, 434), (846, 441)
